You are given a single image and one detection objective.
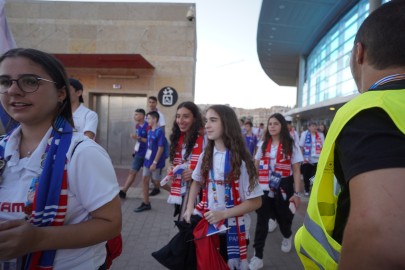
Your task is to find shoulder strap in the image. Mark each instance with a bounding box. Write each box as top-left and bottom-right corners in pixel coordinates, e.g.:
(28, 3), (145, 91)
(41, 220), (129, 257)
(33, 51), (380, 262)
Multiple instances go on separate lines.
(71, 140), (84, 158)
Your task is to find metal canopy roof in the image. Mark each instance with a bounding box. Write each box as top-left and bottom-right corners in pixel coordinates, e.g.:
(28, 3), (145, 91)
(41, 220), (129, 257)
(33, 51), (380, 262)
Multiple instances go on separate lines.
(257, 0), (358, 87)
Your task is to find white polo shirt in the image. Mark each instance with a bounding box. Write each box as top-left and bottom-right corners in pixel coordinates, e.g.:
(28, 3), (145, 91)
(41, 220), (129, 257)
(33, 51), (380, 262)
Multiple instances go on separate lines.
(73, 104), (98, 136)
(0, 126), (119, 270)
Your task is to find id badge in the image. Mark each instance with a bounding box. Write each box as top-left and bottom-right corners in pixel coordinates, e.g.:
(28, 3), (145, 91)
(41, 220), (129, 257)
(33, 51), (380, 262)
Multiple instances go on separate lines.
(269, 171), (282, 190)
(134, 141), (140, 152)
(145, 149), (152, 160)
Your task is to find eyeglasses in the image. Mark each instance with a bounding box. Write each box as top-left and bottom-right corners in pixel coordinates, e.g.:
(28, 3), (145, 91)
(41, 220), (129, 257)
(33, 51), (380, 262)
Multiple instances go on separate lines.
(0, 74), (56, 94)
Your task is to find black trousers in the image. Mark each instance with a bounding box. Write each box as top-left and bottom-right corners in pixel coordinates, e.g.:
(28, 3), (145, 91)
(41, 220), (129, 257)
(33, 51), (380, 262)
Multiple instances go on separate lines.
(301, 163), (317, 193)
(252, 176), (294, 259)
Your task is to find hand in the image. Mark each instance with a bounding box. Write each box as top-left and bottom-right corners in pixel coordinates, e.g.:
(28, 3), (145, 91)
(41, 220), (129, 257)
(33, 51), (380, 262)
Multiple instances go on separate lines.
(289, 194), (301, 209)
(130, 133), (138, 140)
(204, 210), (225, 224)
(183, 209), (193, 223)
(150, 163), (156, 172)
(0, 219), (38, 260)
(167, 166), (174, 175)
(181, 168), (193, 182)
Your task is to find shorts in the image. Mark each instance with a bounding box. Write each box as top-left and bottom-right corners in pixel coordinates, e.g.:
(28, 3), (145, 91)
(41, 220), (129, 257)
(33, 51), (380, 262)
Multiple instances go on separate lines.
(131, 155), (145, 171)
(142, 166), (163, 181)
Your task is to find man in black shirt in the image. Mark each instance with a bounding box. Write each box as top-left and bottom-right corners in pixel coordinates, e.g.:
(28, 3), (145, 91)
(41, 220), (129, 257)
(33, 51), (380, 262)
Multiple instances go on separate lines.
(331, 1), (405, 269)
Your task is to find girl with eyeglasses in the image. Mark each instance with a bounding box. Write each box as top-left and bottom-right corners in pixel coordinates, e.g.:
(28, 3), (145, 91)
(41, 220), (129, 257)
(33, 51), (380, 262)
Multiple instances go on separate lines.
(0, 48), (121, 270)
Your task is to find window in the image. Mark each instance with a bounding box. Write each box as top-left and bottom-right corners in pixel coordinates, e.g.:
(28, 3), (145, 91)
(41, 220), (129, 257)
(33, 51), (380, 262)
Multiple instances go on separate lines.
(301, 0), (369, 107)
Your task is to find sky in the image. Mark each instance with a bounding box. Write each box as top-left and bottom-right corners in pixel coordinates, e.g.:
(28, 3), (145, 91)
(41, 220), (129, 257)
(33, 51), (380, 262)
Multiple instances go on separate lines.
(38, 0), (297, 109)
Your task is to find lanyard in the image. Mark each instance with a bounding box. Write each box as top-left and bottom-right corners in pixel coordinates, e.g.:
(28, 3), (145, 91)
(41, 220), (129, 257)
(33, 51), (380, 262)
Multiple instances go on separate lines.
(369, 73), (405, 90)
(209, 150), (231, 205)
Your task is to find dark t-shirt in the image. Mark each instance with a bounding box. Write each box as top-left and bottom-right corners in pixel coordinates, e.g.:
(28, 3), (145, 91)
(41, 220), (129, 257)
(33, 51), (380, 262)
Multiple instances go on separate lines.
(332, 89), (405, 244)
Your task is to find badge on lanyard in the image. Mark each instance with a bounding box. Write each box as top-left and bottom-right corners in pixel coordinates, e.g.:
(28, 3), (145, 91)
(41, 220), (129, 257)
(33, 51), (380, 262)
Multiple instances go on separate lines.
(145, 149), (152, 160)
(134, 141), (140, 152)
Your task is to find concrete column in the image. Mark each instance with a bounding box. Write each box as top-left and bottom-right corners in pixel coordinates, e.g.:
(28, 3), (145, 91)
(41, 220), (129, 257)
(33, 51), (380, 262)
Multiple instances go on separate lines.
(369, 0), (381, 13)
(297, 56), (306, 109)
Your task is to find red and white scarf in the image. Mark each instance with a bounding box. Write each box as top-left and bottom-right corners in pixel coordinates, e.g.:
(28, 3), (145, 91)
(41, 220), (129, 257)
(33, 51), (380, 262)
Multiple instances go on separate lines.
(167, 133), (203, 205)
(258, 140), (291, 191)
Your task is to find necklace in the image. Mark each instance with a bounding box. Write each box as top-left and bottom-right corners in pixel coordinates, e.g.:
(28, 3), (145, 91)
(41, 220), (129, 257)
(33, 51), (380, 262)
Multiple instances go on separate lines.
(21, 138), (38, 158)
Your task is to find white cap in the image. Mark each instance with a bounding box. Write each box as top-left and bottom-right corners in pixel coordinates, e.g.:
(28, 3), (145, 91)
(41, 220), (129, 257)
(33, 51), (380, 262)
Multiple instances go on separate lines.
(285, 116), (293, 122)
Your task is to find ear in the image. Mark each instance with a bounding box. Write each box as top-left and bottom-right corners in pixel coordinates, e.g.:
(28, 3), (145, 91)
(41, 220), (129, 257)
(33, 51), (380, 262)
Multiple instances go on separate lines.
(58, 86), (67, 103)
(355, 42), (365, 64)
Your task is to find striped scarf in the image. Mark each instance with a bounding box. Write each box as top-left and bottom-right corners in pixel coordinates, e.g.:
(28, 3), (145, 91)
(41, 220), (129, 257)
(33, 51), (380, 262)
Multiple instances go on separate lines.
(167, 133), (203, 205)
(24, 117), (73, 270)
(303, 131), (322, 161)
(195, 151), (248, 268)
(258, 140), (291, 191)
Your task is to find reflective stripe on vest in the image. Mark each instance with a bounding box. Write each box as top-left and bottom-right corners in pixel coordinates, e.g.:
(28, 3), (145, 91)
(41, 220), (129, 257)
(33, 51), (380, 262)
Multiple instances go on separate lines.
(295, 89), (405, 270)
(304, 214), (340, 263)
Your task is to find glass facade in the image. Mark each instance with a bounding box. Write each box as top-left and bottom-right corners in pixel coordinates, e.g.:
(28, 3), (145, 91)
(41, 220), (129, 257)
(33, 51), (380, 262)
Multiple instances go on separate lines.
(301, 0), (369, 108)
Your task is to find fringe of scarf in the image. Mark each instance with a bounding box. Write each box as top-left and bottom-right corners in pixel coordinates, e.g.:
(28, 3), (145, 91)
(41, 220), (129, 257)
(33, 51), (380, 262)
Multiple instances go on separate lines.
(24, 117), (73, 270)
(167, 133), (203, 205)
(258, 140), (291, 191)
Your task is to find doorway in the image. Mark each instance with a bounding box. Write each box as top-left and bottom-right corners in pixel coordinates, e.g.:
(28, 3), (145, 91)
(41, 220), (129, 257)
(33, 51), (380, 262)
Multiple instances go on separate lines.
(94, 94), (147, 168)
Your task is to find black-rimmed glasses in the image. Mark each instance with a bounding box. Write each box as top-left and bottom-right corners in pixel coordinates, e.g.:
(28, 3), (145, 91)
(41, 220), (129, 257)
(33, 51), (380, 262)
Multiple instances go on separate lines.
(0, 74), (56, 94)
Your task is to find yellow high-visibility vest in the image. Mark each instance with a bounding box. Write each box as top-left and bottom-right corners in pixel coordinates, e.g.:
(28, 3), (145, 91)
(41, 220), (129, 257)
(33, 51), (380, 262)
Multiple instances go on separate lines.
(295, 89), (405, 270)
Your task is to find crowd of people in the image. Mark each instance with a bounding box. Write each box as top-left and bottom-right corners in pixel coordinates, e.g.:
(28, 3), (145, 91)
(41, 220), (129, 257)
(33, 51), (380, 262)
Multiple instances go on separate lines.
(0, 47), (326, 270)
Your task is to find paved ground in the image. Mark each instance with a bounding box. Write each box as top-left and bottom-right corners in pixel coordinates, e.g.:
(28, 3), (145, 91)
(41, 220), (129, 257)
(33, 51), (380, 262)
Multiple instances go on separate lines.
(111, 168), (307, 270)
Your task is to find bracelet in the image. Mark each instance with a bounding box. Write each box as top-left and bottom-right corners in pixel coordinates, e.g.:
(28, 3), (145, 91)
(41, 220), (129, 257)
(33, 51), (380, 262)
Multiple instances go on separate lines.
(294, 192), (302, 198)
(153, 160), (158, 164)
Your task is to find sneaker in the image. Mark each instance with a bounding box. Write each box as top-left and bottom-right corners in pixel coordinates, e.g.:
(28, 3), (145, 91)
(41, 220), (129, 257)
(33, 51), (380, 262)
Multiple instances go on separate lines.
(119, 190), (126, 199)
(249, 256), (263, 270)
(268, 219), (277, 233)
(134, 202), (151, 213)
(149, 188), (160, 196)
(281, 236), (292, 253)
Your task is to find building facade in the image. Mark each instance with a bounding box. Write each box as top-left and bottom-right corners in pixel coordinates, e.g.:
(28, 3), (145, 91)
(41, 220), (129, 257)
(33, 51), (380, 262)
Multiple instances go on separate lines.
(257, 0), (387, 129)
(5, 0), (196, 167)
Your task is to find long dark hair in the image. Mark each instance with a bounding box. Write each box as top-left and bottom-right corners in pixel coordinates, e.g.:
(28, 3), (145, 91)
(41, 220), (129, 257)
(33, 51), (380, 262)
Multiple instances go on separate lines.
(261, 113), (293, 157)
(201, 105), (257, 191)
(0, 48), (74, 129)
(169, 101), (204, 162)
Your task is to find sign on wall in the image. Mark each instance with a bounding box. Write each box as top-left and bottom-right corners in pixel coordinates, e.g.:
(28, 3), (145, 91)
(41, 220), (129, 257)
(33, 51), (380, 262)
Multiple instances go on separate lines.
(158, 86), (178, 107)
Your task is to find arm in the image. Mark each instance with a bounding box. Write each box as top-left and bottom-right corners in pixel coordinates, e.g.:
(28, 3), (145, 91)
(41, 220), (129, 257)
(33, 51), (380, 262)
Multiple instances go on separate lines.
(339, 168), (405, 269)
(0, 196), (121, 259)
(289, 162), (302, 208)
(84, 131), (95, 140)
(183, 180), (202, 223)
(149, 146), (163, 172)
(83, 110), (98, 140)
(205, 196), (262, 224)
